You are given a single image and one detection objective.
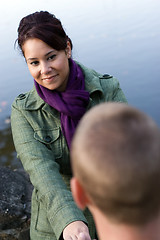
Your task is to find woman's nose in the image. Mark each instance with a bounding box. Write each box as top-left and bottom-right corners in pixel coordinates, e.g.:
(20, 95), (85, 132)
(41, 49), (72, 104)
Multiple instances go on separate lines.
(40, 62), (52, 75)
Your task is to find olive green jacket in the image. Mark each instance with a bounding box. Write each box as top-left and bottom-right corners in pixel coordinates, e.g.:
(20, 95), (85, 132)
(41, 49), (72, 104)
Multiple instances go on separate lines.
(11, 62), (127, 240)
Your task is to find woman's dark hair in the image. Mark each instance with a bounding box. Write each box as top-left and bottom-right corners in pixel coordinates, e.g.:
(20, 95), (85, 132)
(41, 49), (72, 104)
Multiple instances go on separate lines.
(16, 11), (73, 55)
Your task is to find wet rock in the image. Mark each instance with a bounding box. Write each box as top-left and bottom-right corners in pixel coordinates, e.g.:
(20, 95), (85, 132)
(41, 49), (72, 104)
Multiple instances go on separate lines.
(0, 167), (33, 239)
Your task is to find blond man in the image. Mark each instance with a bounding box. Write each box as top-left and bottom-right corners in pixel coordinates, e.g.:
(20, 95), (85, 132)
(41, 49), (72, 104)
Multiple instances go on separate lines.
(71, 102), (160, 240)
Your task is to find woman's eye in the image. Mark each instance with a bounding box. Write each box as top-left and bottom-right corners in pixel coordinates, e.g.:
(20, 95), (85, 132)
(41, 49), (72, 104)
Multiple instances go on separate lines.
(30, 61), (39, 66)
(48, 55), (56, 60)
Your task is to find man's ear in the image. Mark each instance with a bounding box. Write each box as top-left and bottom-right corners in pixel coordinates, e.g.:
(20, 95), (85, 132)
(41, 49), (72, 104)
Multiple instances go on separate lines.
(71, 177), (90, 210)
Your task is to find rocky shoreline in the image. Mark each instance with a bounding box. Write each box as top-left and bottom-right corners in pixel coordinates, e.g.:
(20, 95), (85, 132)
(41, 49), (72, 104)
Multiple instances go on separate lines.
(0, 167), (33, 240)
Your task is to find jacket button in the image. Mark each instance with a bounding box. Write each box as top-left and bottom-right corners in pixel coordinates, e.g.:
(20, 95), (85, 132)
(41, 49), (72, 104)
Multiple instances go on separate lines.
(18, 94), (26, 100)
(44, 136), (52, 143)
(102, 74), (112, 79)
(103, 74), (110, 78)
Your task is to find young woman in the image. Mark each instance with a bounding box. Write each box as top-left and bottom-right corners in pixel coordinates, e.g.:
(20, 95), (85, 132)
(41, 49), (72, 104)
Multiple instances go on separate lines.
(11, 11), (127, 240)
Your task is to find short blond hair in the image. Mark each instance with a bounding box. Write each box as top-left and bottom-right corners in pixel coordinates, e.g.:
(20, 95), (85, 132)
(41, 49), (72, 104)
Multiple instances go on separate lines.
(71, 103), (160, 225)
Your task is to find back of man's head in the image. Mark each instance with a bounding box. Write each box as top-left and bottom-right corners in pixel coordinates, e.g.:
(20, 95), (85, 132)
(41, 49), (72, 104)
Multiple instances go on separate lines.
(71, 102), (160, 225)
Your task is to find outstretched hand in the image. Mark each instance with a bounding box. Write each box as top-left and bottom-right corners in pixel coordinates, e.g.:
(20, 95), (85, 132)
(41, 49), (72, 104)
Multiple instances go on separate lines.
(63, 220), (97, 240)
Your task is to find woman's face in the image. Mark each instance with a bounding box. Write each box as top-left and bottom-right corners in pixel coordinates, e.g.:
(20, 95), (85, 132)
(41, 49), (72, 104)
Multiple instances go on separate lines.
(23, 38), (71, 92)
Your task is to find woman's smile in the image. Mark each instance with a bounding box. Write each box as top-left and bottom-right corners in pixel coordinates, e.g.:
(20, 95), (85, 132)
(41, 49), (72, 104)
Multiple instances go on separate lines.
(42, 74), (59, 83)
(23, 38), (71, 91)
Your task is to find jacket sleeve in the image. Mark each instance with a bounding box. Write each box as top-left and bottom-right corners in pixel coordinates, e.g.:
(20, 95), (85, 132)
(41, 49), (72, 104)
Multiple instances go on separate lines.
(11, 101), (87, 239)
(112, 77), (127, 103)
(100, 76), (128, 103)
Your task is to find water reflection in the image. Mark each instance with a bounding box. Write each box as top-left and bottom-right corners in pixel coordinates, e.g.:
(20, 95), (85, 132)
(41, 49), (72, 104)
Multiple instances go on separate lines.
(0, 124), (22, 169)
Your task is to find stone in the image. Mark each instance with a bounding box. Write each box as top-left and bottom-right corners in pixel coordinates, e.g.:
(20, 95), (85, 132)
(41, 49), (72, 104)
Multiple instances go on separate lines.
(0, 167), (33, 239)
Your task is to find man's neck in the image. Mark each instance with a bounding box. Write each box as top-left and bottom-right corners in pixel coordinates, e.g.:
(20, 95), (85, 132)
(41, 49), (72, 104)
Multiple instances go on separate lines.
(90, 206), (160, 240)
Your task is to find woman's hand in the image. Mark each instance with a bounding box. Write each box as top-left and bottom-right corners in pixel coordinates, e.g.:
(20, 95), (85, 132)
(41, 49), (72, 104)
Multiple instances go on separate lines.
(63, 221), (94, 240)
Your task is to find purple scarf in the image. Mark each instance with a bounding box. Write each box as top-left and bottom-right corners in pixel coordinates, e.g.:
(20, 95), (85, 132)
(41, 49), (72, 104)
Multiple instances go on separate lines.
(34, 59), (89, 149)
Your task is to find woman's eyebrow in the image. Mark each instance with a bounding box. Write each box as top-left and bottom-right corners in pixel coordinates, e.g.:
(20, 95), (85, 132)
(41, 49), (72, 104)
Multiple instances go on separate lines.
(27, 50), (56, 62)
(27, 57), (37, 62)
(45, 50), (56, 57)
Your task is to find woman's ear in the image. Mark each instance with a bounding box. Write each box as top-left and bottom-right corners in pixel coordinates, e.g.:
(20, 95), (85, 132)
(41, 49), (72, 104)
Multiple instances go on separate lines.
(71, 177), (90, 210)
(65, 41), (72, 58)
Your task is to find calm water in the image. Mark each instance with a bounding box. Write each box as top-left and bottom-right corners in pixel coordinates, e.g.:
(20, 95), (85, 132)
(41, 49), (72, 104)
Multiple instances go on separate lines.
(0, 0), (160, 168)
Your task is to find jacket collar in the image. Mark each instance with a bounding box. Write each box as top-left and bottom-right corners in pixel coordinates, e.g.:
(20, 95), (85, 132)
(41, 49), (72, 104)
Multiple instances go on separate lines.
(23, 61), (103, 111)
(76, 61), (103, 94)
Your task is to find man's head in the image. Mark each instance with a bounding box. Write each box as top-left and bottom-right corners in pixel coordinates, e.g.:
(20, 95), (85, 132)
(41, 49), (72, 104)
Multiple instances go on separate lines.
(71, 102), (160, 225)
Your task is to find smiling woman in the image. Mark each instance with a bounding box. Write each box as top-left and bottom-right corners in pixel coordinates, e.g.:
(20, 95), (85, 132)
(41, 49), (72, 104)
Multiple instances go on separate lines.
(11, 11), (127, 240)
(23, 38), (71, 91)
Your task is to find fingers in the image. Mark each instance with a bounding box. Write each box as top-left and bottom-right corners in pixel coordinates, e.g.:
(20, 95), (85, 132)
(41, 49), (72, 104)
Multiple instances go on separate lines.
(64, 235), (78, 240)
(79, 232), (85, 238)
(64, 232), (91, 240)
(64, 233), (90, 240)
(79, 232), (88, 240)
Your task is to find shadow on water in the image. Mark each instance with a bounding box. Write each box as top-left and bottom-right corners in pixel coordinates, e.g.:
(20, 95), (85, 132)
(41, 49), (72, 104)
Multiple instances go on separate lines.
(0, 124), (22, 169)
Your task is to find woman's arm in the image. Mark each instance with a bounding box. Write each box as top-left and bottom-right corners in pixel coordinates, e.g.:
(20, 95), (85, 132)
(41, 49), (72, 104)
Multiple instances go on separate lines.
(11, 103), (88, 239)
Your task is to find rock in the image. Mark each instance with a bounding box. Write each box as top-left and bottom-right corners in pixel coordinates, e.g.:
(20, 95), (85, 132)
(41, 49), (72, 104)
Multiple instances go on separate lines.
(0, 167), (33, 239)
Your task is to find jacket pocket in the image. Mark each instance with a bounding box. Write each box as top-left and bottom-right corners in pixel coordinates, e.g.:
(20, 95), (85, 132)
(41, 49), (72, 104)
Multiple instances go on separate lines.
(34, 127), (62, 159)
(31, 189), (56, 238)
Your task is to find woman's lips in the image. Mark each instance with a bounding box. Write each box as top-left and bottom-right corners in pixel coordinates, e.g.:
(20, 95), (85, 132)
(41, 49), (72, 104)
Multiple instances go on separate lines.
(42, 74), (58, 82)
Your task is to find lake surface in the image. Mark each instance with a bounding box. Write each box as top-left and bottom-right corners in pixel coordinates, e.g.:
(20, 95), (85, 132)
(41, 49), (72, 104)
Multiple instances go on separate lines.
(0, 0), (160, 168)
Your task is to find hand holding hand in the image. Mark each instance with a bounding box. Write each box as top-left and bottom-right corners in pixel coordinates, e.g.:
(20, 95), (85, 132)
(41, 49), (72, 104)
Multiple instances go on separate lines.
(63, 220), (94, 240)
